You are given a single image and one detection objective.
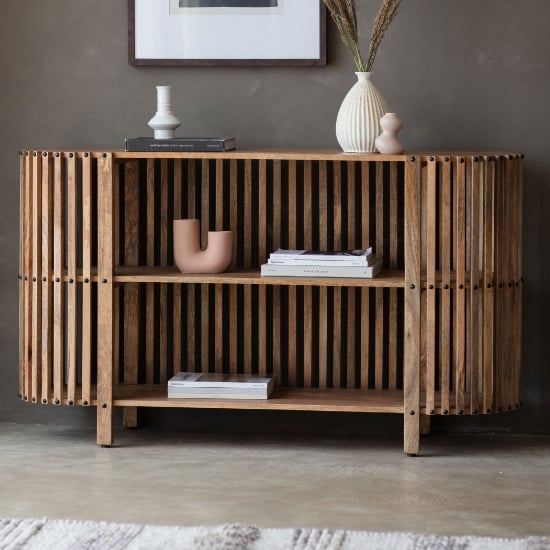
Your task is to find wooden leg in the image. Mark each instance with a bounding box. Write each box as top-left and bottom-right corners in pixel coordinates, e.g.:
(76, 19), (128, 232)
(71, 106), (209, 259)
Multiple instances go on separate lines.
(123, 407), (138, 429)
(404, 412), (420, 456)
(97, 404), (114, 446)
(420, 414), (431, 436)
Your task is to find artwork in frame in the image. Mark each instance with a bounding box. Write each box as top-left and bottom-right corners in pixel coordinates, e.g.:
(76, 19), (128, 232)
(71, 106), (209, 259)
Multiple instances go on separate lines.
(128, 0), (326, 66)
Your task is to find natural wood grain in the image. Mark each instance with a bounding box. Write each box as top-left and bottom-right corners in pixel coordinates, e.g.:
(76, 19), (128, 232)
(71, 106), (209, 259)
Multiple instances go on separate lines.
(52, 154), (64, 405)
(31, 153), (42, 403)
(81, 154), (93, 406)
(404, 156), (422, 455)
(96, 154), (114, 446)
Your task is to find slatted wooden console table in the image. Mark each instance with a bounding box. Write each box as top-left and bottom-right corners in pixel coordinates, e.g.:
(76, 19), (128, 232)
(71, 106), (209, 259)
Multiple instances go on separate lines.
(18, 149), (523, 455)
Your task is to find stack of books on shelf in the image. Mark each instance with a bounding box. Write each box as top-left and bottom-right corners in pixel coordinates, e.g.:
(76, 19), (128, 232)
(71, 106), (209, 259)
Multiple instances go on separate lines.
(261, 247), (382, 278)
(167, 372), (274, 400)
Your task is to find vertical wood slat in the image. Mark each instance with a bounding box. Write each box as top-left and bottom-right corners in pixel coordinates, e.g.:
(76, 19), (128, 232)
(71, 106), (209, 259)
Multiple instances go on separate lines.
(469, 158), (482, 413)
(52, 153), (64, 405)
(159, 160), (169, 382)
(333, 163), (343, 387)
(229, 161), (239, 374)
(200, 160), (209, 372)
(374, 163), (384, 389)
(41, 153), (53, 403)
(31, 152), (42, 403)
(454, 157), (467, 413)
(97, 153), (114, 446)
(346, 163), (356, 389)
(388, 162), (399, 390)
(360, 163), (370, 388)
(173, 160), (183, 374)
(213, 160), (223, 373)
(303, 161), (313, 387)
(123, 161), (140, 427)
(146, 159), (155, 384)
(24, 151), (33, 401)
(271, 161), (281, 382)
(257, 160), (267, 377)
(66, 154), (78, 405)
(404, 156), (422, 456)
(288, 161), (297, 386)
(186, 162), (196, 373)
(18, 152), (26, 399)
(81, 153), (93, 405)
(482, 158), (495, 413)
(440, 158), (452, 413)
(318, 161), (328, 388)
(243, 161), (253, 374)
(425, 157), (437, 413)
(515, 156), (524, 409)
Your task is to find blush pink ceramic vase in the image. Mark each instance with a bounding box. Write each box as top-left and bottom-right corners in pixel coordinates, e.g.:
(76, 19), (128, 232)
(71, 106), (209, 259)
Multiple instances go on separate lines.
(173, 219), (232, 274)
(374, 112), (405, 155)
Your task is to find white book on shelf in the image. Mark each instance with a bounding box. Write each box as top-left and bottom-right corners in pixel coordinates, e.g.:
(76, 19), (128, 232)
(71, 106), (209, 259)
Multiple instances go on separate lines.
(269, 248), (373, 263)
(268, 256), (377, 267)
(168, 372), (274, 389)
(167, 391), (271, 400)
(261, 259), (383, 279)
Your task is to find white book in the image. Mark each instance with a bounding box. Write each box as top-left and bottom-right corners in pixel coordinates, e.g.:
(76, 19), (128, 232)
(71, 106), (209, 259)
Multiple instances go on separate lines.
(261, 259), (383, 279)
(269, 248), (373, 263)
(268, 256), (377, 267)
(167, 392), (271, 400)
(168, 372), (274, 389)
(168, 385), (270, 395)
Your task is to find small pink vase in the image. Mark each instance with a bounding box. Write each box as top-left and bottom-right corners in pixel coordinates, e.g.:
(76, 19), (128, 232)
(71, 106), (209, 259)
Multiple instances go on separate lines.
(173, 219), (232, 274)
(375, 112), (405, 155)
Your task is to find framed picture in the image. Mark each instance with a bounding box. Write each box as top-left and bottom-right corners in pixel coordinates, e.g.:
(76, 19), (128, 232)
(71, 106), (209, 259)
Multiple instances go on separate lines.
(128, 0), (326, 66)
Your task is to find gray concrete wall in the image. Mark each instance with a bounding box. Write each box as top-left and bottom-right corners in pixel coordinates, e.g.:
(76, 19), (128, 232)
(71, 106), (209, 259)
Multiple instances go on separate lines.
(1, 0), (548, 435)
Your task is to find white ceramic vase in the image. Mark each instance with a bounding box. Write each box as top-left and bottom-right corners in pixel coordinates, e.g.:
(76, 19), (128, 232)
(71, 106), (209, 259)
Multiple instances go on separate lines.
(148, 86), (181, 139)
(336, 72), (388, 153)
(375, 113), (405, 155)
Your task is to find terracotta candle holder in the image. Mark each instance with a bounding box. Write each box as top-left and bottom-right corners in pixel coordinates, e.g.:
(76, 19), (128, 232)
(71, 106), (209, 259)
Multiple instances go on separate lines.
(173, 219), (232, 273)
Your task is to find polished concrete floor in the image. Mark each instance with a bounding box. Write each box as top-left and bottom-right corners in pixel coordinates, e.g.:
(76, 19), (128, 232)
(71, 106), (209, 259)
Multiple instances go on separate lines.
(1, 422), (549, 537)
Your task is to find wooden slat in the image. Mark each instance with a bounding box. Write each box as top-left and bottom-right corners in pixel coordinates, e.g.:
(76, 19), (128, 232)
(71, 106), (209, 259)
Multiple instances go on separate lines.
(173, 160), (183, 374)
(244, 159), (252, 267)
(81, 153), (93, 406)
(258, 160), (267, 376)
(31, 152), (42, 403)
(272, 161), (281, 382)
(333, 287), (342, 388)
(303, 160), (313, 386)
(288, 160), (297, 386)
(374, 162), (384, 389)
(66, 154), (78, 405)
(346, 164), (356, 389)
(145, 159), (155, 384)
(502, 157), (512, 411)
(360, 163), (370, 388)
(454, 157), (467, 413)
(52, 154), (64, 404)
(97, 153), (114, 446)
(201, 284), (209, 371)
(482, 158), (495, 413)
(18, 152), (26, 399)
(159, 160), (169, 383)
(41, 152), (53, 404)
(425, 157), (437, 414)
(404, 156), (422, 455)
(469, 158), (482, 413)
(123, 160), (140, 427)
(200, 162), (209, 372)
(319, 287), (328, 388)
(388, 162), (399, 390)
(440, 158), (452, 413)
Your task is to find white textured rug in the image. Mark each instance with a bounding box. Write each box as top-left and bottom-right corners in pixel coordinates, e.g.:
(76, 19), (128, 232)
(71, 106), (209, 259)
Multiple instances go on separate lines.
(1, 518), (549, 550)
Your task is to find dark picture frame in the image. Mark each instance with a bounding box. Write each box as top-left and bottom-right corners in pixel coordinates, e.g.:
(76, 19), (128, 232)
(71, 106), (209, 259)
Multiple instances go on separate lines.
(128, 0), (326, 66)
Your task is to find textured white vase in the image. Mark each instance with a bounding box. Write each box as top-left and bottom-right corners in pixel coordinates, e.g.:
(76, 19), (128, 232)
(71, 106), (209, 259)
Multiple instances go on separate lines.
(336, 72), (388, 153)
(375, 113), (405, 154)
(148, 86), (181, 139)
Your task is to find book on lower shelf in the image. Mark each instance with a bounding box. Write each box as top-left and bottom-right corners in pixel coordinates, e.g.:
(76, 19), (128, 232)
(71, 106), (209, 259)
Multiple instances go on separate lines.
(261, 260), (382, 279)
(168, 372), (274, 399)
(125, 137), (237, 152)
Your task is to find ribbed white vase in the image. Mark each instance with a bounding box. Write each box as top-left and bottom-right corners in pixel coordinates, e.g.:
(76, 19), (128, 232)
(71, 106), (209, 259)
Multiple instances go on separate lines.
(336, 72), (388, 153)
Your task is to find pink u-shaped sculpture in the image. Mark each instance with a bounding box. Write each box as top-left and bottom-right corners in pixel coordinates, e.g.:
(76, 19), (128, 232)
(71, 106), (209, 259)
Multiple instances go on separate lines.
(173, 219), (232, 273)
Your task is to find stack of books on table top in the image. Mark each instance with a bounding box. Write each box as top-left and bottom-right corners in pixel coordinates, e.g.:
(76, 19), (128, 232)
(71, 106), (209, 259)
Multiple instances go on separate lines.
(261, 248), (382, 278)
(168, 372), (274, 400)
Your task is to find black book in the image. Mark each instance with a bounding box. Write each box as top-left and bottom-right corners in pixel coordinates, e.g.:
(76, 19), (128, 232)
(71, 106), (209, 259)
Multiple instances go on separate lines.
(125, 137), (237, 152)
